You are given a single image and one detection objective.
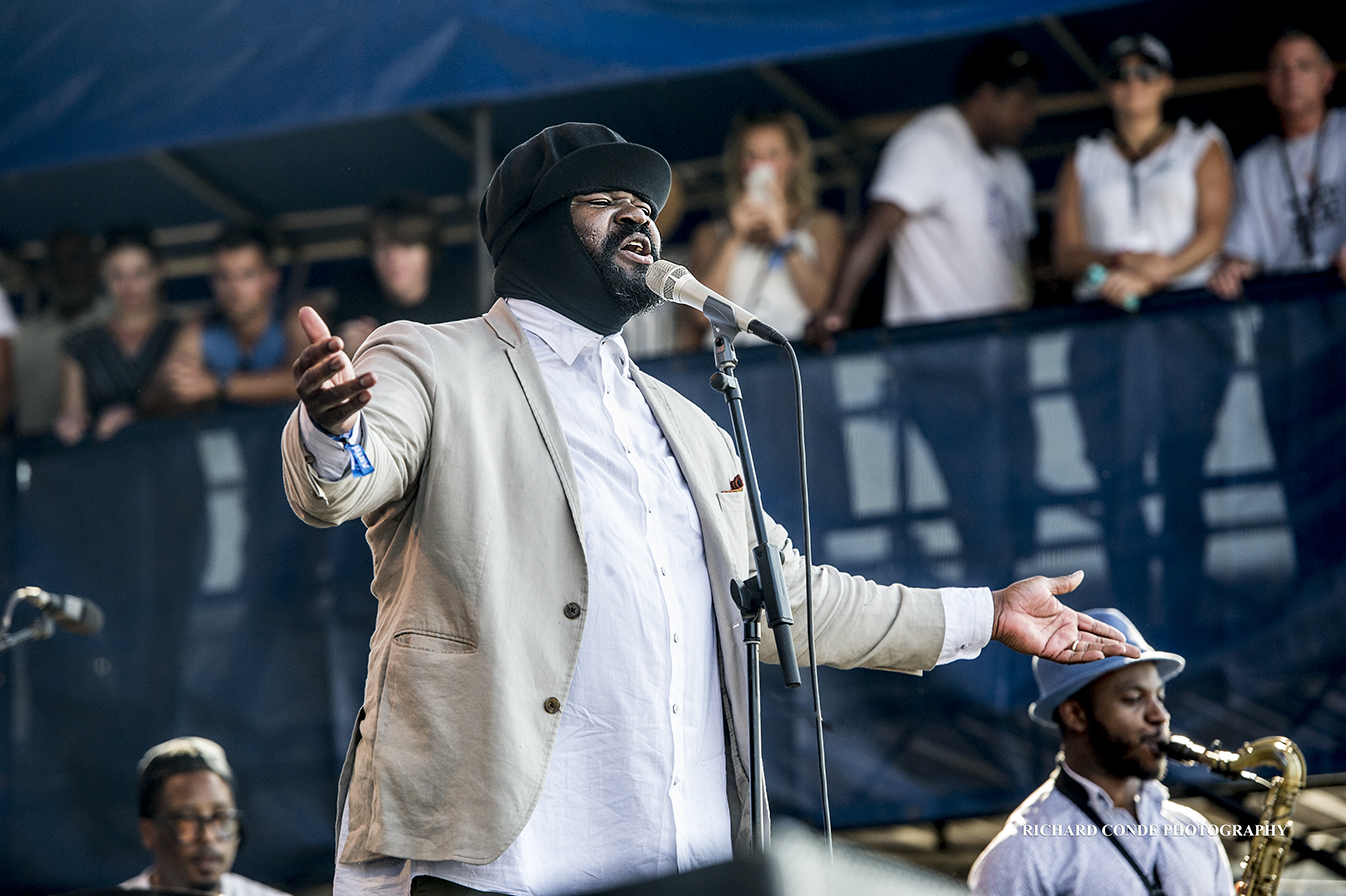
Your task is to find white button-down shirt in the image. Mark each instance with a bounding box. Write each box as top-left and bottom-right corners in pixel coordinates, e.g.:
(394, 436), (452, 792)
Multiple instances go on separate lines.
(302, 300), (993, 896)
(968, 761), (1235, 896)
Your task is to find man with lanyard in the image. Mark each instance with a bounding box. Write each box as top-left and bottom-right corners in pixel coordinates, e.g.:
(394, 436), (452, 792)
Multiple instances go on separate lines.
(1209, 28), (1346, 298)
(968, 608), (1234, 896)
(282, 122), (1138, 896)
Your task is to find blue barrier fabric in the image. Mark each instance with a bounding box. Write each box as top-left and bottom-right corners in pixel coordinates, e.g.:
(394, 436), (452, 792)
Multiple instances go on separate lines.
(2, 275), (1344, 891)
(641, 276), (1346, 826)
(0, 0), (1116, 173)
(2, 408), (342, 894)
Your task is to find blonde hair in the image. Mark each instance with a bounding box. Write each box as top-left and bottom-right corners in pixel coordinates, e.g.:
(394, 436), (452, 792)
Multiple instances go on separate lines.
(721, 110), (819, 215)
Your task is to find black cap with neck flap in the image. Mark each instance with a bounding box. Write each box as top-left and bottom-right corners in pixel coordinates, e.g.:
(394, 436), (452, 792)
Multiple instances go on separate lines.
(480, 123), (672, 336)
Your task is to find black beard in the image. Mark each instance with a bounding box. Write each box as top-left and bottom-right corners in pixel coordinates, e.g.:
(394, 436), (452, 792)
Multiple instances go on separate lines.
(591, 221), (662, 318)
(1087, 714), (1165, 781)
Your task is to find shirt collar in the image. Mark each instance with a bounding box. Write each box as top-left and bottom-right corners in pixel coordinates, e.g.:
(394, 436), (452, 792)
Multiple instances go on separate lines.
(1060, 759), (1168, 816)
(506, 298), (631, 371)
(944, 103), (991, 160)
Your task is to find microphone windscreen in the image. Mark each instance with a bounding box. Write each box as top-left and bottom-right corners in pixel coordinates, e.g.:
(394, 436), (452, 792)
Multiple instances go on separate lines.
(70, 598), (105, 637)
(645, 259), (688, 301)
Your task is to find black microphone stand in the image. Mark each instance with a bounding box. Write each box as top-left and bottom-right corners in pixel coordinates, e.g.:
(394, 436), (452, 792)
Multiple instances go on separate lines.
(706, 325), (801, 853)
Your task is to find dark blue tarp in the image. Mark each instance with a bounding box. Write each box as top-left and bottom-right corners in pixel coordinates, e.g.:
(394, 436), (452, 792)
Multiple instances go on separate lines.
(0, 0), (1120, 173)
(2, 273), (1344, 892)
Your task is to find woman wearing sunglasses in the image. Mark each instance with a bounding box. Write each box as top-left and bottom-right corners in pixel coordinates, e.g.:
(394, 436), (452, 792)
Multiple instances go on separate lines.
(1053, 33), (1233, 309)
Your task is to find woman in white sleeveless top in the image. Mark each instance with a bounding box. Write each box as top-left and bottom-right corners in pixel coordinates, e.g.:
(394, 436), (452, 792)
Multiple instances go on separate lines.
(1054, 33), (1233, 309)
(687, 110), (845, 346)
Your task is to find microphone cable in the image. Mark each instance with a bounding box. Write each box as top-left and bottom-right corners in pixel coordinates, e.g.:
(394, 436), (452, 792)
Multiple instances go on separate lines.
(782, 339), (833, 858)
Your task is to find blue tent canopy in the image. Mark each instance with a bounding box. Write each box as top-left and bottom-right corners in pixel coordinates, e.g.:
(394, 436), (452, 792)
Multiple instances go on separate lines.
(2, 0), (1125, 174)
(0, 0), (1339, 272)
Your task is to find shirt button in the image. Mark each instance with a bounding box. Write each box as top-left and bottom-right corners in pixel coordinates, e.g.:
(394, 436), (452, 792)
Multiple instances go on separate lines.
(660, 567), (667, 576)
(543, 697), (561, 714)
(563, 602), (582, 619)
(673, 633), (680, 643)
(672, 703), (680, 714)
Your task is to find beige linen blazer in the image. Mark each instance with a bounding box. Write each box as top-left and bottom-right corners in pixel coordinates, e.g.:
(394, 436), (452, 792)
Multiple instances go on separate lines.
(280, 300), (947, 865)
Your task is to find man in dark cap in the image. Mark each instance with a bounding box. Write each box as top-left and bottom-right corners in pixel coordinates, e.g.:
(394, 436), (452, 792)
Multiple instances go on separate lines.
(281, 122), (1136, 896)
(813, 36), (1044, 340)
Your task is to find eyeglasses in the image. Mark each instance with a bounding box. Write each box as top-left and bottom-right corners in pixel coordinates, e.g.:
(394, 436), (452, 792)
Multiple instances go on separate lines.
(156, 809), (242, 844)
(1107, 63), (1163, 83)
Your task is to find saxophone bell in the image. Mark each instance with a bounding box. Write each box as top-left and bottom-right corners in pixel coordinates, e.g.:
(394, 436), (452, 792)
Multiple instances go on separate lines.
(1159, 734), (1306, 896)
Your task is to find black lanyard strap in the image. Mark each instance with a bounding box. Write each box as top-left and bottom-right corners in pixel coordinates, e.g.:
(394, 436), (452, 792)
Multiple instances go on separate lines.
(1052, 765), (1167, 896)
(1277, 125), (1326, 262)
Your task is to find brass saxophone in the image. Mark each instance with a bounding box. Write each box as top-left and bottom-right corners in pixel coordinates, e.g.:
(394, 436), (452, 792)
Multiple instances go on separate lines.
(1162, 734), (1307, 896)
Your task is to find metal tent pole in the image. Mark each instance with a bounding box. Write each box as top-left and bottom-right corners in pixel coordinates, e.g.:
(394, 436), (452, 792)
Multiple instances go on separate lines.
(473, 105), (495, 314)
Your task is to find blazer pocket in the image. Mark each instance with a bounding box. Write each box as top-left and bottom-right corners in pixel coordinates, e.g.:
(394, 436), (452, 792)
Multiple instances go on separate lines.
(716, 488), (747, 514)
(715, 489), (753, 561)
(392, 629), (478, 654)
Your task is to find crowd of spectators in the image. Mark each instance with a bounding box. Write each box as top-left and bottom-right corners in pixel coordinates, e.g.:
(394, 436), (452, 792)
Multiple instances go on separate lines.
(0, 27), (1340, 445)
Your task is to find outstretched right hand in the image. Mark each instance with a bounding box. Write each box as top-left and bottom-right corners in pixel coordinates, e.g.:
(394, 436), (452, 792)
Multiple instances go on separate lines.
(293, 306), (376, 435)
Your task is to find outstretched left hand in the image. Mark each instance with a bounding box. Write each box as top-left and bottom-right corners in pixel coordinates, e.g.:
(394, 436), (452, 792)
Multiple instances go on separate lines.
(990, 571), (1140, 663)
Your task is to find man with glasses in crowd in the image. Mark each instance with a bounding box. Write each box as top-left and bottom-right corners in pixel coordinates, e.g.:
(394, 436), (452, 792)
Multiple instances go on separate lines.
(121, 736), (289, 896)
(1209, 28), (1345, 297)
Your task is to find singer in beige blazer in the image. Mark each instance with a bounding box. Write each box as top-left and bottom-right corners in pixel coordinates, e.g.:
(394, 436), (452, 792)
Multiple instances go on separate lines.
(281, 299), (949, 865)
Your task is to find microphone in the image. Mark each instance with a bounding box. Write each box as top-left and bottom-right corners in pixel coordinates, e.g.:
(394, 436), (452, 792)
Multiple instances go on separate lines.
(19, 587), (105, 637)
(644, 260), (788, 346)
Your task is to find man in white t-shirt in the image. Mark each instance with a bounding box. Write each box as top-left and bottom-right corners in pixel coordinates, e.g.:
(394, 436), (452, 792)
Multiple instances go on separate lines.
(813, 36), (1042, 338)
(1209, 29), (1346, 297)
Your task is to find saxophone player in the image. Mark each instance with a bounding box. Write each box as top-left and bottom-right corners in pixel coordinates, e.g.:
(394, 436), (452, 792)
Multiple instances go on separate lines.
(969, 608), (1235, 896)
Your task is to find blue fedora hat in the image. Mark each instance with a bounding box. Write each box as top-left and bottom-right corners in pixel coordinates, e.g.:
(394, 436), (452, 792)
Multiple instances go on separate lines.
(1028, 608), (1184, 728)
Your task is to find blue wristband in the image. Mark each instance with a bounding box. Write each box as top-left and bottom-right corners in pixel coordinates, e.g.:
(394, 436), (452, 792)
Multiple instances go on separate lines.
(328, 428), (374, 477)
(768, 233), (797, 269)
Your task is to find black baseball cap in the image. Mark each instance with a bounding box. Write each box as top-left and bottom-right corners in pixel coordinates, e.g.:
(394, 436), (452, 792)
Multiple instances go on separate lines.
(479, 123), (671, 263)
(954, 36), (1047, 99)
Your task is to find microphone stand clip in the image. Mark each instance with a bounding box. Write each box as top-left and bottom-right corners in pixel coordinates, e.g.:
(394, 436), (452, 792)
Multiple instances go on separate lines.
(1, 590), (58, 655)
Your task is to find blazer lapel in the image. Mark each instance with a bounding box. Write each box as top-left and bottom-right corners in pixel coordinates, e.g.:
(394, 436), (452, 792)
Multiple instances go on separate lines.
(632, 368), (741, 590)
(484, 300), (586, 545)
